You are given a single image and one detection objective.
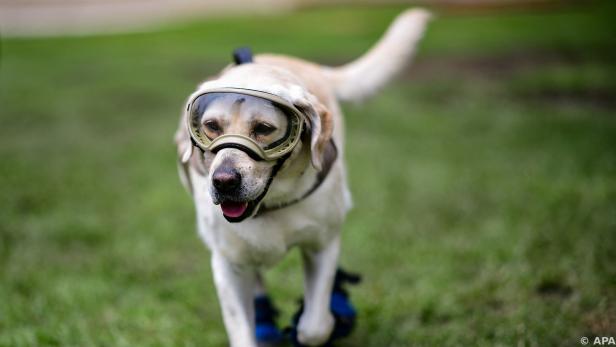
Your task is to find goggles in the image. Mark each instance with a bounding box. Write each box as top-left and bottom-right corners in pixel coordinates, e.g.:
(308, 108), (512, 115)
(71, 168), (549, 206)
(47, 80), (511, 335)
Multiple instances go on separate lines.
(187, 87), (305, 161)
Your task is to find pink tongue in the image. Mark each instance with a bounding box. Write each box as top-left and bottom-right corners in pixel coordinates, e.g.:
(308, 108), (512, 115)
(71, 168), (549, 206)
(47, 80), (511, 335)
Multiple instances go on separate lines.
(221, 201), (249, 218)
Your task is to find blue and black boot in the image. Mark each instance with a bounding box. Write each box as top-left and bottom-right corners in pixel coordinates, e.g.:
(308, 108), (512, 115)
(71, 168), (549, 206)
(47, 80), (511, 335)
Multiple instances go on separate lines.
(288, 268), (362, 346)
(254, 294), (284, 345)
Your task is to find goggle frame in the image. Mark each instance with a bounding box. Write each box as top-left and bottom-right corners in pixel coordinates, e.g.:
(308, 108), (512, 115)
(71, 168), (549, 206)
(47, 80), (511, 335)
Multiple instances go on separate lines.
(187, 87), (305, 161)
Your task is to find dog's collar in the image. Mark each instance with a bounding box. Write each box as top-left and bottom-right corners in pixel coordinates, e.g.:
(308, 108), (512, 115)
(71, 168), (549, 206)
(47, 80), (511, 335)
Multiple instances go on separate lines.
(254, 139), (337, 217)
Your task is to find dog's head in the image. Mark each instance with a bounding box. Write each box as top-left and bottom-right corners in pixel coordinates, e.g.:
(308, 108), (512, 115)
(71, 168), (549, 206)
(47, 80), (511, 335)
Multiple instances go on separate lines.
(176, 64), (333, 222)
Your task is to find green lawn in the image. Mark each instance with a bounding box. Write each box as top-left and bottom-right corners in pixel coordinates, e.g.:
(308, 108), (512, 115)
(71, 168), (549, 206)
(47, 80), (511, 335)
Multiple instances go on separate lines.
(1, 2), (616, 346)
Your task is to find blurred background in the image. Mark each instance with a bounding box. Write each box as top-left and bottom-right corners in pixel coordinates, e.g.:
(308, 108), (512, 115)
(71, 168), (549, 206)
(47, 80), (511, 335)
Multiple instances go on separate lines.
(1, 0), (615, 346)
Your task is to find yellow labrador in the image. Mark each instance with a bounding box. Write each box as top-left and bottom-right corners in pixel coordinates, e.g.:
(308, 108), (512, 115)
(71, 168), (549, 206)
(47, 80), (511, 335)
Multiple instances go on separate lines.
(175, 9), (430, 347)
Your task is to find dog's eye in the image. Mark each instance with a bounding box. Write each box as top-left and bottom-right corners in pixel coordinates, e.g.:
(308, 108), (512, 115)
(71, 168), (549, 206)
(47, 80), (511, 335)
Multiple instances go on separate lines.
(253, 122), (276, 136)
(203, 120), (222, 133)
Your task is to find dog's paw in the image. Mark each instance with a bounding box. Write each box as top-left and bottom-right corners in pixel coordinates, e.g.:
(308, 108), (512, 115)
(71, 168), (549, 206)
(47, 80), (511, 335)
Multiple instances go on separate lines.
(296, 312), (335, 346)
(288, 268), (361, 347)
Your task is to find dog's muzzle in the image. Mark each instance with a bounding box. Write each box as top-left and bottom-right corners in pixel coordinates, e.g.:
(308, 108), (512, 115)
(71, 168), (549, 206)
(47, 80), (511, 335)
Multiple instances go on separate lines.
(186, 87), (305, 162)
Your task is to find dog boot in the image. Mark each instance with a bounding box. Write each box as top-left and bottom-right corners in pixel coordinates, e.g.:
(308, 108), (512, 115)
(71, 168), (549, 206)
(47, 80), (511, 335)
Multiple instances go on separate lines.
(288, 268), (362, 346)
(255, 294), (284, 345)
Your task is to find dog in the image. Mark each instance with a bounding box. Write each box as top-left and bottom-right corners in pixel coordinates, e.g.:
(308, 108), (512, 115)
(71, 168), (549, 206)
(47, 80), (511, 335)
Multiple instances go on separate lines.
(174, 9), (430, 347)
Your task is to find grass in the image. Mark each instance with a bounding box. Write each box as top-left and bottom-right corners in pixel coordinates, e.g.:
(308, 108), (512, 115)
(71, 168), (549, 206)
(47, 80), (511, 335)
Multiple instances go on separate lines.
(1, 2), (616, 346)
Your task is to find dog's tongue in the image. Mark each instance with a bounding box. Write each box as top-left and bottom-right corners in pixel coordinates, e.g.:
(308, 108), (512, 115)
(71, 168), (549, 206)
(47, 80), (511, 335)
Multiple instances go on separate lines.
(220, 201), (249, 218)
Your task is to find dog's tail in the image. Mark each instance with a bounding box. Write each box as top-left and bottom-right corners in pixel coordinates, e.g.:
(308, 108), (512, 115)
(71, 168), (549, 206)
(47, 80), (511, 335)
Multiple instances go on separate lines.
(322, 9), (431, 102)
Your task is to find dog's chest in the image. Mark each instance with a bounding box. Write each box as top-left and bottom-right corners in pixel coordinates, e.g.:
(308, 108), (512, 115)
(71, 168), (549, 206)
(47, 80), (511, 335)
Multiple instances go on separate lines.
(204, 213), (328, 267)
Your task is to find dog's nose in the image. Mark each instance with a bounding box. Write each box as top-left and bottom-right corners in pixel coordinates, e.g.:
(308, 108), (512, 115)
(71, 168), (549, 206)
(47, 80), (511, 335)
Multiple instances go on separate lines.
(212, 167), (242, 193)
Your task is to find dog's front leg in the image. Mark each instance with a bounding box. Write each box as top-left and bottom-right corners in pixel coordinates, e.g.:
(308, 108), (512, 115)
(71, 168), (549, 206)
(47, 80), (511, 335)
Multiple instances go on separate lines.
(211, 252), (258, 347)
(298, 235), (341, 346)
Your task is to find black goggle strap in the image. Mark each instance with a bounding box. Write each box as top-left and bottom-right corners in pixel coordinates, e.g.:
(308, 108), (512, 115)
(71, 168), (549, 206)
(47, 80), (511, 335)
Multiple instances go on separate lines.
(190, 134), (264, 161)
(210, 142), (264, 162)
(252, 151), (292, 216)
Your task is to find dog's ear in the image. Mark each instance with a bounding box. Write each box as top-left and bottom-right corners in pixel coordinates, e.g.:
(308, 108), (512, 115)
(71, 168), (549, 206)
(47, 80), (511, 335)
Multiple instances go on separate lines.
(175, 113), (193, 164)
(175, 113), (194, 194)
(293, 96), (333, 172)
